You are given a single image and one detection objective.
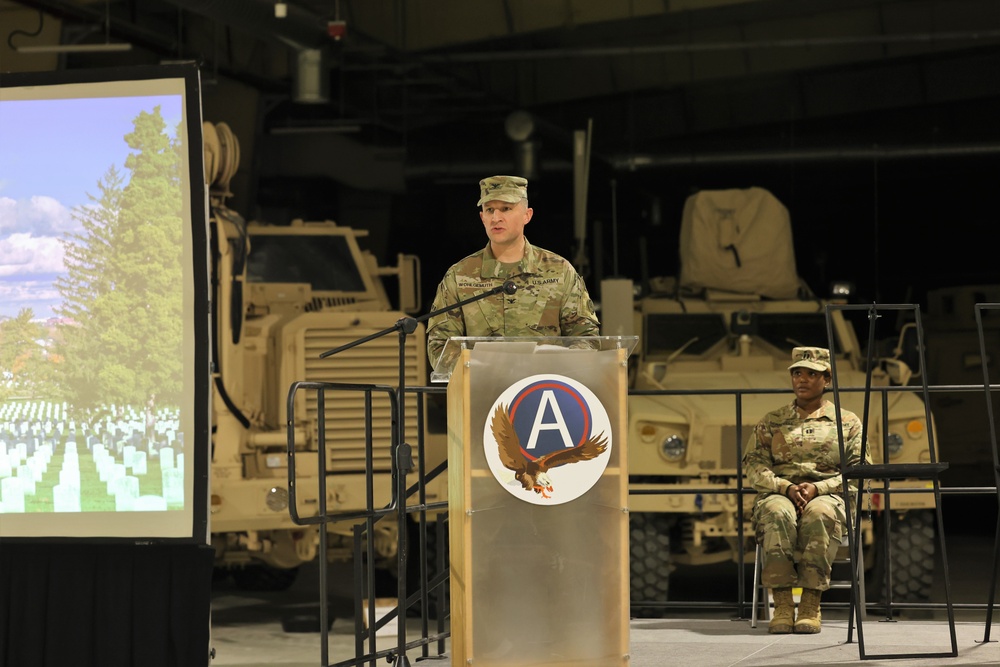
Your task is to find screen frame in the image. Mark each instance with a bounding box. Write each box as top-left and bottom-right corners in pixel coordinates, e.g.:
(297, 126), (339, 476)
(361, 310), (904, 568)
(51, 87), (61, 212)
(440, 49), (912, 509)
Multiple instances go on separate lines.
(0, 63), (211, 545)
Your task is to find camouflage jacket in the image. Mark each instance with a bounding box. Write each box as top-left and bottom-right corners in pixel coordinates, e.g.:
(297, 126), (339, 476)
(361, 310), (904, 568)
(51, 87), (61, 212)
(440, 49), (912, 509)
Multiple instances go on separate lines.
(426, 238), (600, 368)
(742, 399), (869, 499)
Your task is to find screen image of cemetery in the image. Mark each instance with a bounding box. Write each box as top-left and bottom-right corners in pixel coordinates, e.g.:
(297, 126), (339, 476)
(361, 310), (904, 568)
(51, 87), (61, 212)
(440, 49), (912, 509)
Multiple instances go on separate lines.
(1, 401), (183, 513)
(0, 83), (194, 525)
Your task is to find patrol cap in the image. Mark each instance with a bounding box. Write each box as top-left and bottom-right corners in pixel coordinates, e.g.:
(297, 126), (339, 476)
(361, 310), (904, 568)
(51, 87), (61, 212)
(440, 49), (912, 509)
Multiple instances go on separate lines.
(788, 347), (831, 373)
(477, 175), (528, 206)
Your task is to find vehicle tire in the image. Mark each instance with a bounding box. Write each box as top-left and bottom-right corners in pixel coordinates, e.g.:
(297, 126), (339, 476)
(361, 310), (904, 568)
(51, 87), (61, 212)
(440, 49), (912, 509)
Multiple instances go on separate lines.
(629, 512), (674, 618)
(869, 509), (935, 603)
(230, 563), (300, 592)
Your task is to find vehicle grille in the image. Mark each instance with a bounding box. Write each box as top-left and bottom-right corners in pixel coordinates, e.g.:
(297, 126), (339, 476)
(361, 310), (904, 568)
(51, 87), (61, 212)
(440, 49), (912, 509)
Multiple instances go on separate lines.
(303, 325), (423, 473)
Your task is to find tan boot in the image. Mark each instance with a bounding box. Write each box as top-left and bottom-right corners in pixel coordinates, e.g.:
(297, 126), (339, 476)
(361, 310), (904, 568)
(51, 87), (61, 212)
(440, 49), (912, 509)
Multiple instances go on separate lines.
(768, 587), (795, 634)
(794, 588), (823, 634)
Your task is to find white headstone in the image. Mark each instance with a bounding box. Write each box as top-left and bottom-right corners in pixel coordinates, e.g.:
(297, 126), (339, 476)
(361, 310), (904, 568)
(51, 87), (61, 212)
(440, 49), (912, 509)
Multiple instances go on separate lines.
(16, 465), (36, 495)
(1, 477), (25, 512)
(132, 451), (147, 475)
(97, 456), (113, 482)
(60, 467), (81, 487)
(160, 447), (175, 470)
(113, 476), (140, 511)
(53, 483), (82, 512)
(162, 468), (184, 506)
(123, 445), (136, 468)
(27, 457), (46, 481)
(37, 445), (52, 464)
(106, 463), (127, 495)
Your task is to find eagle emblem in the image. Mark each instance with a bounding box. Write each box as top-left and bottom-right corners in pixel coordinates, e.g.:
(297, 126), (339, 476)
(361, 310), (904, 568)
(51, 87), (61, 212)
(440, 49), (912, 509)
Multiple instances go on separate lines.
(489, 404), (608, 499)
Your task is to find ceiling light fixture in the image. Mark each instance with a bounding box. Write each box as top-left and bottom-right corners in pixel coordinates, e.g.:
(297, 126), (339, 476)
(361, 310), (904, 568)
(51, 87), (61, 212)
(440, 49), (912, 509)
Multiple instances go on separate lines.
(16, 43), (133, 54)
(10, 1), (132, 55)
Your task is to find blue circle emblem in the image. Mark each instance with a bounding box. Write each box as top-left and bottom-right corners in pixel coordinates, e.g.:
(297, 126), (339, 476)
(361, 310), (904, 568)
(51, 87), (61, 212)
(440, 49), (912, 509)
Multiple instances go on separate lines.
(509, 379), (592, 460)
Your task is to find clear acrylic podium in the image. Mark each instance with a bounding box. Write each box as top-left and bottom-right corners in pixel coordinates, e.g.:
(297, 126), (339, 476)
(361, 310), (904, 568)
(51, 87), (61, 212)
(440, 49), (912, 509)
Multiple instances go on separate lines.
(437, 336), (637, 667)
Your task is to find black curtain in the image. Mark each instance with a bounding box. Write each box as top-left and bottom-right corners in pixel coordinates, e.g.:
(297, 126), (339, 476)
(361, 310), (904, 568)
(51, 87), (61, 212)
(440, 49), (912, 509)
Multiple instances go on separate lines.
(0, 543), (213, 667)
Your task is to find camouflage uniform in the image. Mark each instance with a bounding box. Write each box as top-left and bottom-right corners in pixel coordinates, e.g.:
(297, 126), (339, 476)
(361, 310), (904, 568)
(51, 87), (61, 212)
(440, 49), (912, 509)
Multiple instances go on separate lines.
(743, 399), (869, 591)
(426, 238), (600, 368)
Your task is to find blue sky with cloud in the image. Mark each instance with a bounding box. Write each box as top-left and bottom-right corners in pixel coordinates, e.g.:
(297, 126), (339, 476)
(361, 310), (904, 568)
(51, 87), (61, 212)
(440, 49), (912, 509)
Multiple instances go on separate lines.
(0, 93), (184, 320)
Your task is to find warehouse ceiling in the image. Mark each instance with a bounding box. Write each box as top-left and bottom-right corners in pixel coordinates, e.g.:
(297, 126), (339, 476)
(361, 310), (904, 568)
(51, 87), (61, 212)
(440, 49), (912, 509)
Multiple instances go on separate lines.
(5, 0), (1000, 312)
(5, 0), (1000, 181)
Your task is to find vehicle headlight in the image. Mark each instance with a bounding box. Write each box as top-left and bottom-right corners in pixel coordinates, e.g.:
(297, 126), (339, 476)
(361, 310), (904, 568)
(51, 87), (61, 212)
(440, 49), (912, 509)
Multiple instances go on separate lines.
(885, 432), (904, 458)
(829, 281), (855, 298)
(266, 486), (289, 511)
(660, 434), (687, 462)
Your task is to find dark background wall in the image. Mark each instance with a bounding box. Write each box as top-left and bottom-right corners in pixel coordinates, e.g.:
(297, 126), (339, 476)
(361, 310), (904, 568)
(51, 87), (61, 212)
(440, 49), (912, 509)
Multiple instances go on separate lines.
(5, 1), (1000, 314)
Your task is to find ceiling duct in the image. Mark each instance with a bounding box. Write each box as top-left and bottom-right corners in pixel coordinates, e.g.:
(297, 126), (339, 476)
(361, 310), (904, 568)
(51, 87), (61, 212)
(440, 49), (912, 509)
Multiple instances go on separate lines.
(295, 49), (328, 104)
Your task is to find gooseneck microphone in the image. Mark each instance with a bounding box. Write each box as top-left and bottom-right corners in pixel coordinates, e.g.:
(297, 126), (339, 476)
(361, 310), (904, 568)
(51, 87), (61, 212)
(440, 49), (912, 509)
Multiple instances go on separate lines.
(502, 280), (517, 295)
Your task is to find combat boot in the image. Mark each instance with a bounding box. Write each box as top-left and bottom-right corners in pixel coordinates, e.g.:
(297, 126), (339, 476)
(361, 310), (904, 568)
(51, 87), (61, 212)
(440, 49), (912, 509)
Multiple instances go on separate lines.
(794, 588), (823, 634)
(768, 587), (795, 634)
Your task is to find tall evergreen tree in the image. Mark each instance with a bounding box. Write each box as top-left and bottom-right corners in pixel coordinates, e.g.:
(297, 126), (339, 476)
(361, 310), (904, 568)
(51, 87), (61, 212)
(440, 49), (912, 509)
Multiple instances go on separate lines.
(55, 164), (125, 406)
(55, 106), (184, 421)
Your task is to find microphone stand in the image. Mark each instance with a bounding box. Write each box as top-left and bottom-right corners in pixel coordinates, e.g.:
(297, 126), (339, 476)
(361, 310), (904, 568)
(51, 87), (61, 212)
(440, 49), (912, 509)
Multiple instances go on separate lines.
(317, 279), (517, 360)
(316, 279), (516, 667)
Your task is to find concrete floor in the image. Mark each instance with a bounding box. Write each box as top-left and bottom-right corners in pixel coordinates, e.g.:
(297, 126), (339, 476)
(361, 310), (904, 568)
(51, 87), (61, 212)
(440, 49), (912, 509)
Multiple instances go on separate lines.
(209, 504), (1000, 667)
(209, 614), (998, 667)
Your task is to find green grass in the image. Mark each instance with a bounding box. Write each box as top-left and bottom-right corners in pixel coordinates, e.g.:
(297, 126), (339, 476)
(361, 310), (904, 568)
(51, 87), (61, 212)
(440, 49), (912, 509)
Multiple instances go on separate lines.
(22, 444), (171, 513)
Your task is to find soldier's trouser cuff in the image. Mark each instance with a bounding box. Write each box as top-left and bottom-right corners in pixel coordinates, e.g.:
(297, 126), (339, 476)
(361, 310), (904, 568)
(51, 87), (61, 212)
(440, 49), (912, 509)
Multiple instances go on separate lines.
(798, 562), (831, 591)
(761, 560), (799, 588)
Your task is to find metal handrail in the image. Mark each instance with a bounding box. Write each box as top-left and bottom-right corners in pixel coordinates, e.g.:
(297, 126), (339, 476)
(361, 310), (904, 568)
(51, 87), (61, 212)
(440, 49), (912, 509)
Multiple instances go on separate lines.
(287, 376), (1000, 664)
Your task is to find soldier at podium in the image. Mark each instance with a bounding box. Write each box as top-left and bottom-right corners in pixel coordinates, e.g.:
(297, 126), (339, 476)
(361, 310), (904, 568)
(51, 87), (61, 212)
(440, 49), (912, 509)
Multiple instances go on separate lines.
(426, 174), (600, 369)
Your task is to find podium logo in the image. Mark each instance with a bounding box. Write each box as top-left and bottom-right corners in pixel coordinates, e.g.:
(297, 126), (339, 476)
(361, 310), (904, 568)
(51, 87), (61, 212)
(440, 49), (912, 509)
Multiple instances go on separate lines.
(483, 374), (612, 505)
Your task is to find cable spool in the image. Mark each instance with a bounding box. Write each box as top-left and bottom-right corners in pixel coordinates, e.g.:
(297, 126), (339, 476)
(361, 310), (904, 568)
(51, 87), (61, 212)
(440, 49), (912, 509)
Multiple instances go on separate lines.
(202, 121), (241, 200)
(214, 122), (240, 197)
(202, 121), (220, 188)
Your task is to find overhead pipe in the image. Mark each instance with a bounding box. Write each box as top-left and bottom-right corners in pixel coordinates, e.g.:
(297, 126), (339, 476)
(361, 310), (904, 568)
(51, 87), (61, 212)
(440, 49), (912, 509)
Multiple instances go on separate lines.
(404, 141), (1000, 180)
(611, 142), (1000, 169)
(421, 30), (1000, 63)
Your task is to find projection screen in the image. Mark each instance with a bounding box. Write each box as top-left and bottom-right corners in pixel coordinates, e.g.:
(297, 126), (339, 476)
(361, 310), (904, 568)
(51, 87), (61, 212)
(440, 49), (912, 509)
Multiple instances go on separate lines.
(0, 64), (209, 542)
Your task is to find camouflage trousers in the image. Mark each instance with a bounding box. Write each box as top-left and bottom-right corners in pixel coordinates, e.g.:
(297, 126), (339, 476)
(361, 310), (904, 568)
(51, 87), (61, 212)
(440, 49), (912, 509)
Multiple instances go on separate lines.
(753, 493), (846, 591)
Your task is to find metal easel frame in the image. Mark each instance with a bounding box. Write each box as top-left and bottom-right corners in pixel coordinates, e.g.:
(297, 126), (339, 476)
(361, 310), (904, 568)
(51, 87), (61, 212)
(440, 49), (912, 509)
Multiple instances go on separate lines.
(826, 303), (957, 660)
(974, 303), (1000, 645)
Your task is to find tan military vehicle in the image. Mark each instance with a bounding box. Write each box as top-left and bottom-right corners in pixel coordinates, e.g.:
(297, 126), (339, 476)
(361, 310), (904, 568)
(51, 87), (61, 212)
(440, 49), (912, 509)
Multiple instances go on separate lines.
(924, 284), (1000, 488)
(601, 187), (938, 610)
(204, 122), (439, 589)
